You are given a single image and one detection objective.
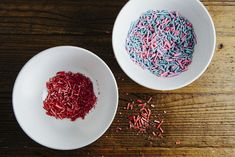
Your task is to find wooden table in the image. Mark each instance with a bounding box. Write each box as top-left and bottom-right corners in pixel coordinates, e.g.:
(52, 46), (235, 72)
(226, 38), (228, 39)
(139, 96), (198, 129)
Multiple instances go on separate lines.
(0, 0), (234, 156)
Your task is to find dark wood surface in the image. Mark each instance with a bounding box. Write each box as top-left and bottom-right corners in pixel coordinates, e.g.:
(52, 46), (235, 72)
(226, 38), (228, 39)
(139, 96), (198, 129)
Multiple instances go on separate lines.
(0, 0), (235, 156)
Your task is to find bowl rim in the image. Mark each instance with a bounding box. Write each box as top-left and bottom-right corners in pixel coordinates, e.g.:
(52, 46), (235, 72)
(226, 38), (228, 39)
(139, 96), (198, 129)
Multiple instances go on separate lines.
(12, 46), (119, 150)
(112, 0), (216, 91)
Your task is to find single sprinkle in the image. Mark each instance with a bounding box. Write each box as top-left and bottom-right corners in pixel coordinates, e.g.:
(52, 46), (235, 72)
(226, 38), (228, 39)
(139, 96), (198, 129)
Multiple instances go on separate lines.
(127, 103), (131, 110)
(156, 120), (164, 129)
(175, 140), (181, 145)
(147, 97), (152, 103)
(125, 10), (197, 77)
(117, 127), (122, 131)
(154, 120), (160, 123)
(152, 131), (157, 136)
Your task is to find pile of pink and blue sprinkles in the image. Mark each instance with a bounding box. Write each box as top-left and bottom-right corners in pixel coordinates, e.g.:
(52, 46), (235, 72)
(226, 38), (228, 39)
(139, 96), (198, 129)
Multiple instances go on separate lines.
(125, 10), (197, 77)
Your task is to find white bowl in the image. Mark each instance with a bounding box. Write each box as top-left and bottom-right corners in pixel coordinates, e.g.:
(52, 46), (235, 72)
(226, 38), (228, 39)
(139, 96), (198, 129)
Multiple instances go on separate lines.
(12, 46), (118, 150)
(112, 0), (216, 90)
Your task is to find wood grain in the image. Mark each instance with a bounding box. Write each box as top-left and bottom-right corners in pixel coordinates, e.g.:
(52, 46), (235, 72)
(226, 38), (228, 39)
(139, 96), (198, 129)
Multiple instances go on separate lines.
(0, 0), (234, 157)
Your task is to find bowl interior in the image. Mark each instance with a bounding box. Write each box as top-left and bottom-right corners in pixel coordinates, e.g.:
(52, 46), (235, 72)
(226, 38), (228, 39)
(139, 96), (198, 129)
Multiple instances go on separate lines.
(112, 0), (216, 90)
(13, 46), (118, 150)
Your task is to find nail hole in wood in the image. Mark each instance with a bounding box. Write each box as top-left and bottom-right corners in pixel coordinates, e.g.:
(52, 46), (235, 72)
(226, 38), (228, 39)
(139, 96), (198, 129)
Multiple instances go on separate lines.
(218, 43), (224, 49)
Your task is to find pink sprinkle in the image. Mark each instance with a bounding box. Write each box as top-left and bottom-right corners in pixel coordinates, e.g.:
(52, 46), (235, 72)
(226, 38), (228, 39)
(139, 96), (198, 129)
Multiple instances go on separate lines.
(130, 104), (133, 110)
(166, 58), (173, 62)
(147, 97), (152, 103)
(174, 53), (181, 57)
(127, 103), (131, 110)
(146, 31), (149, 42)
(152, 131), (157, 136)
(137, 99), (143, 103)
(147, 109), (151, 119)
(161, 72), (169, 77)
(174, 30), (180, 36)
(165, 27), (170, 31)
(129, 121), (134, 128)
(154, 120), (160, 123)
(184, 59), (191, 64)
(178, 61), (184, 69)
(153, 55), (158, 63)
(152, 33), (157, 39)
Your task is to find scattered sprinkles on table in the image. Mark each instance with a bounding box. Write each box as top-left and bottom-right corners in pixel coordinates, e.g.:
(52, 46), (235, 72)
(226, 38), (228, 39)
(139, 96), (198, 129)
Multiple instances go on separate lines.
(125, 10), (197, 77)
(125, 97), (165, 138)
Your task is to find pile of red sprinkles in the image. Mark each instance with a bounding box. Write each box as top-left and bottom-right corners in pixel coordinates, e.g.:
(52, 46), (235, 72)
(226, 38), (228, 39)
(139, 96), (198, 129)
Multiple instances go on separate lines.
(125, 97), (164, 137)
(43, 71), (97, 121)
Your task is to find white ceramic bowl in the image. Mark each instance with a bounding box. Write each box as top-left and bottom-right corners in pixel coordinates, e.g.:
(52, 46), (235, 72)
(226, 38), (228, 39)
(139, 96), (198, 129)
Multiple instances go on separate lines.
(12, 46), (118, 150)
(112, 0), (216, 90)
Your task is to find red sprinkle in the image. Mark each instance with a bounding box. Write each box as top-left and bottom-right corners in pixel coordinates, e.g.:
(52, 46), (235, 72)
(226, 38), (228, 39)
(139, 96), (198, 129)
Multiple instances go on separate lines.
(43, 71), (97, 121)
(156, 120), (164, 129)
(138, 103), (146, 108)
(136, 99), (143, 103)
